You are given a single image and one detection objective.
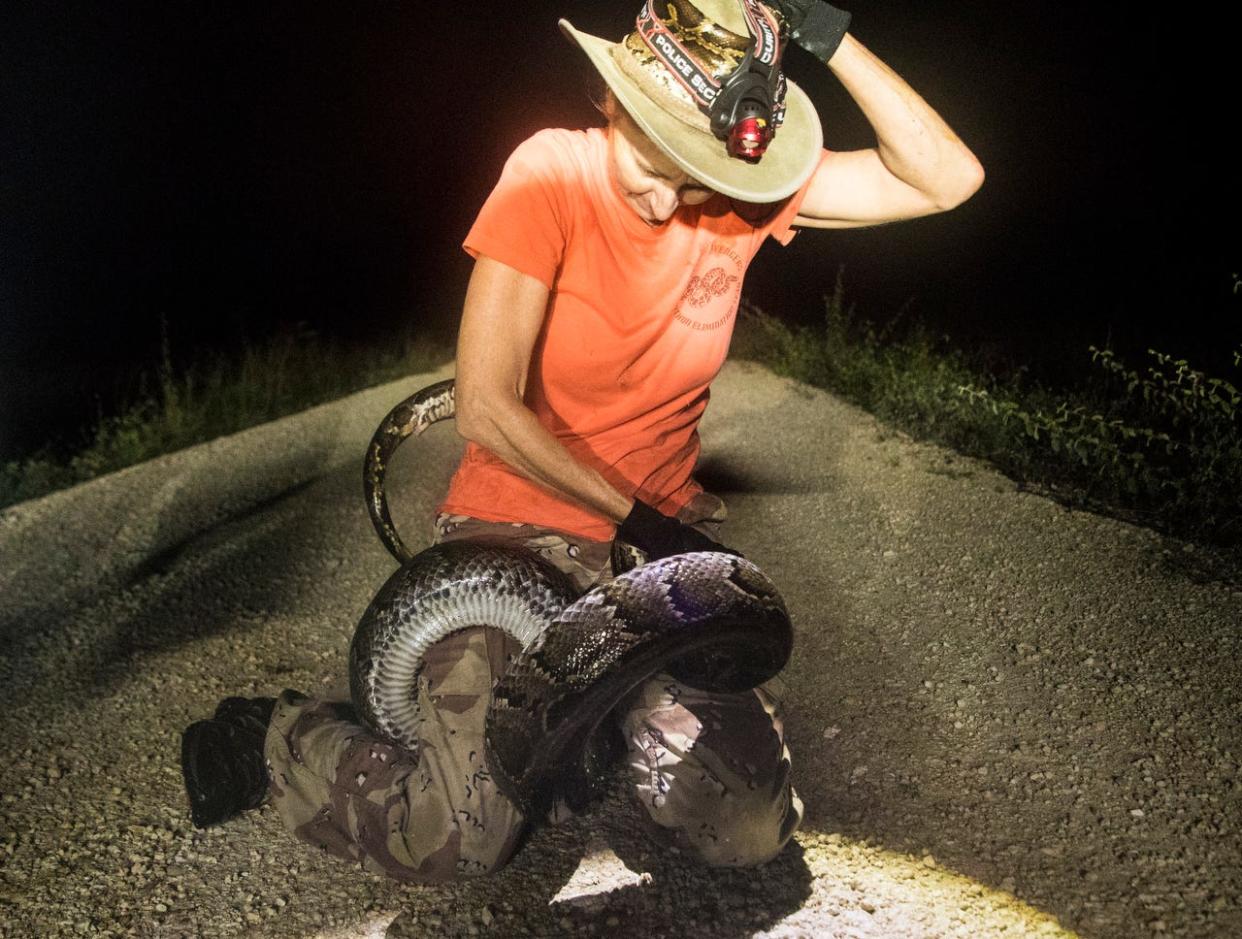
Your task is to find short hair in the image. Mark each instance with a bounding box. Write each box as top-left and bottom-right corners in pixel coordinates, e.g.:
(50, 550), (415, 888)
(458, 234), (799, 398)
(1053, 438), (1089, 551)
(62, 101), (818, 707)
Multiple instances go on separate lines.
(593, 84), (637, 133)
(588, 73), (625, 125)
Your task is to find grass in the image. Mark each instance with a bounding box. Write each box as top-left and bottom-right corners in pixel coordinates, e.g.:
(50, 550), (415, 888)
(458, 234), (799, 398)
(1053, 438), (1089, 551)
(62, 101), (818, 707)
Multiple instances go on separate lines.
(0, 321), (451, 510)
(730, 271), (1242, 559)
(5, 283), (1239, 567)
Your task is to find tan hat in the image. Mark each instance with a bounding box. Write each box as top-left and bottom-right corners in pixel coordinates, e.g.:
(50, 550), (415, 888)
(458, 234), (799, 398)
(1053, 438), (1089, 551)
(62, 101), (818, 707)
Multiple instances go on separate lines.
(559, 0), (822, 203)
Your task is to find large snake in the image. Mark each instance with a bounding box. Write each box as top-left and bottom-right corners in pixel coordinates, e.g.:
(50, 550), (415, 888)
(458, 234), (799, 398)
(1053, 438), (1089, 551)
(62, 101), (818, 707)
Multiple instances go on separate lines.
(350, 379), (793, 819)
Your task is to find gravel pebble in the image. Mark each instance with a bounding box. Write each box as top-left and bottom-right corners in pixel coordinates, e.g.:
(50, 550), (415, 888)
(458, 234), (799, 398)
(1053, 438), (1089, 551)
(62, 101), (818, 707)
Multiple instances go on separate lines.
(1, 363), (1238, 938)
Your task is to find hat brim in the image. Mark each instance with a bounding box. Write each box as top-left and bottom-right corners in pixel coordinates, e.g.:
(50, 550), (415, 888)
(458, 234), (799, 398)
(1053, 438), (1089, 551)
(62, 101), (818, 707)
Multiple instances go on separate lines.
(559, 17), (822, 204)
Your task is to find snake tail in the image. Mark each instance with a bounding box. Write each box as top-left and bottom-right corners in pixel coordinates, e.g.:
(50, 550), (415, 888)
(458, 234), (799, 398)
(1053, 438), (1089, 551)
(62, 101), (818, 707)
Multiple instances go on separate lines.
(363, 377), (456, 565)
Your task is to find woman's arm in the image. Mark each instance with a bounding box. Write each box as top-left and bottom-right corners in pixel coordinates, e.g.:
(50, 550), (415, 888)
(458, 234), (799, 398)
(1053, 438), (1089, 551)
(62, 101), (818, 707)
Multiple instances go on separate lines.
(793, 32), (985, 229)
(454, 255), (635, 524)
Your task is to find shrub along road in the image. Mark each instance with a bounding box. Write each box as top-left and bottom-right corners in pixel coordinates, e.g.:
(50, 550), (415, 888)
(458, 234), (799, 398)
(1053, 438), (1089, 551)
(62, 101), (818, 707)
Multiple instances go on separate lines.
(0, 361), (1237, 938)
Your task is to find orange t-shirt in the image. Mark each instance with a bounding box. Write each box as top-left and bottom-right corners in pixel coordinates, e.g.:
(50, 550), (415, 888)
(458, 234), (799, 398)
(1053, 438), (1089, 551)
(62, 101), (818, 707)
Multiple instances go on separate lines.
(439, 127), (825, 540)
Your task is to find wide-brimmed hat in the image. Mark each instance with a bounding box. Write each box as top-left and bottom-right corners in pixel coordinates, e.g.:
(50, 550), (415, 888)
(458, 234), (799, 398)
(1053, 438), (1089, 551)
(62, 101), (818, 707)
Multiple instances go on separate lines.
(559, 0), (822, 203)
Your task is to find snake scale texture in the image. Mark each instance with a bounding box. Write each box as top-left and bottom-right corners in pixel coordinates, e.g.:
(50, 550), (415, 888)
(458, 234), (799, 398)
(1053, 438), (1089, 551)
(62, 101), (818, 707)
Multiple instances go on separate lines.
(351, 379), (793, 819)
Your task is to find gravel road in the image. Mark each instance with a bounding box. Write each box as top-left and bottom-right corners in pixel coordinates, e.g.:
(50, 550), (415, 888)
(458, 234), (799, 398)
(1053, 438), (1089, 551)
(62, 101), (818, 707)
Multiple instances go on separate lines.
(1, 361), (1238, 939)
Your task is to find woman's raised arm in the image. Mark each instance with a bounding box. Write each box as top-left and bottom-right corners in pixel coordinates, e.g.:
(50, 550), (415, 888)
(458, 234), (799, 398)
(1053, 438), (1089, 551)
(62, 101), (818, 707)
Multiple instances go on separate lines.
(791, 33), (984, 229)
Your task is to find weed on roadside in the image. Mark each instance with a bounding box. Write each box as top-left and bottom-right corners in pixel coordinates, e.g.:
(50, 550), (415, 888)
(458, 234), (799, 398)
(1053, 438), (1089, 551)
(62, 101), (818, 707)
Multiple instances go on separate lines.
(731, 274), (1241, 557)
(0, 322), (451, 510)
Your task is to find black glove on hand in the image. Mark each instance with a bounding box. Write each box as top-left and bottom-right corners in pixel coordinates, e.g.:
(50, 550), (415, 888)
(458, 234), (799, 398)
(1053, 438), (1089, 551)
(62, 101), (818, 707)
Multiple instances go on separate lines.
(616, 499), (743, 563)
(766, 0), (851, 63)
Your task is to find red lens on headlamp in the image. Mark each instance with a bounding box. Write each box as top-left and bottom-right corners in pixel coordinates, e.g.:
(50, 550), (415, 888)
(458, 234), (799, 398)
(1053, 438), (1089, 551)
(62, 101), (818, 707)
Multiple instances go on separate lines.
(727, 117), (773, 161)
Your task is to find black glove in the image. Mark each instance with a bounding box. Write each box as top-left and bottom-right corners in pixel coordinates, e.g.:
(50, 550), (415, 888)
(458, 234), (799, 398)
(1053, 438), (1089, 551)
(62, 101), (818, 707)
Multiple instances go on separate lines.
(766, 0), (851, 63)
(616, 499), (743, 562)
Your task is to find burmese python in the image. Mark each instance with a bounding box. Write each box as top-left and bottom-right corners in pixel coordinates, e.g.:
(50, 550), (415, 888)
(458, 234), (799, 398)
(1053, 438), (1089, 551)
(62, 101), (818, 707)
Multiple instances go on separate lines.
(350, 379), (792, 819)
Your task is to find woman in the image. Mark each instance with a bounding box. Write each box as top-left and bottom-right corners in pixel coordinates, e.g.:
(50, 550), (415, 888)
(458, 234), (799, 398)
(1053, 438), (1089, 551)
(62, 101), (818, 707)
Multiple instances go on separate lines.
(181, 0), (982, 882)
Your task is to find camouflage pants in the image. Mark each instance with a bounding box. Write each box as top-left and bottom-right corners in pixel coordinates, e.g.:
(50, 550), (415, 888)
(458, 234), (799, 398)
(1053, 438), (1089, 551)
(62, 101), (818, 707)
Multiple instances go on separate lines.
(263, 493), (803, 882)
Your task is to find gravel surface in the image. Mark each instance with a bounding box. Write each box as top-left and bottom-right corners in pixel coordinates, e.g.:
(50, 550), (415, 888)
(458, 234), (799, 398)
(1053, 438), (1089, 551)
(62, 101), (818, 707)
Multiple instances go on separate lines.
(1, 360), (1239, 938)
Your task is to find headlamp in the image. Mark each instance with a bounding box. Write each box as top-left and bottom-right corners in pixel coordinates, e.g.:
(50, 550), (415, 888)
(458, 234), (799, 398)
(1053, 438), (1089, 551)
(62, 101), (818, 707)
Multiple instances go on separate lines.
(709, 49), (781, 161)
(636, 0), (790, 163)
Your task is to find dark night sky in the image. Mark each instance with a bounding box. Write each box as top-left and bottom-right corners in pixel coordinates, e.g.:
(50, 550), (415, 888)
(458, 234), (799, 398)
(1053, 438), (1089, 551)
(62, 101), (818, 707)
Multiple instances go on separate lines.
(2, 1), (1239, 461)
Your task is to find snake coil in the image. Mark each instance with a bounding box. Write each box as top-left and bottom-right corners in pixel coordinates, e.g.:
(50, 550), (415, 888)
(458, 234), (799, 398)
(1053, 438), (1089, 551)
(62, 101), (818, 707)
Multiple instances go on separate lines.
(351, 379), (792, 819)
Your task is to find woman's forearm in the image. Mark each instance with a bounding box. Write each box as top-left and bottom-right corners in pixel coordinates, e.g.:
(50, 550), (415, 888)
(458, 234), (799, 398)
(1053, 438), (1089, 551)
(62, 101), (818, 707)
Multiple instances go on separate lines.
(458, 396), (634, 525)
(453, 256), (633, 525)
(826, 33), (983, 209)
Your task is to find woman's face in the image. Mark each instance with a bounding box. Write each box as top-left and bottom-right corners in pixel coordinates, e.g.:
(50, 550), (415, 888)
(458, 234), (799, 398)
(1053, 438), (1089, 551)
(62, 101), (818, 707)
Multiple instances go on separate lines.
(608, 116), (715, 225)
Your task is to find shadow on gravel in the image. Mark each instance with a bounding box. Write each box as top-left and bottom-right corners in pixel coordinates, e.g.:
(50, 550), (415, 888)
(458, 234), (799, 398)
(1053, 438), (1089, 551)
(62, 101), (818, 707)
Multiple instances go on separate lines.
(694, 456), (832, 497)
(605, 823), (813, 936)
(382, 779), (814, 937)
(0, 478), (321, 651)
(1153, 544), (1242, 590)
(122, 479), (319, 584)
(0, 465), (399, 736)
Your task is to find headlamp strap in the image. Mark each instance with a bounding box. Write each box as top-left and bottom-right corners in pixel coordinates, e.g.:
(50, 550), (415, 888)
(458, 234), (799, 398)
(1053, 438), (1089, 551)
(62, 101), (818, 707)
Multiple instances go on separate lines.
(738, 0), (779, 68)
(636, 0), (721, 111)
(636, 0), (787, 128)
(735, 0), (787, 127)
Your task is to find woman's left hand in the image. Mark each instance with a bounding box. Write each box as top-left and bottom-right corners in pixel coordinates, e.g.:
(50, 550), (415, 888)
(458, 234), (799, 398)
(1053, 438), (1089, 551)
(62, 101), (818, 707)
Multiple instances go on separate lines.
(764, 0), (851, 63)
(617, 499), (745, 562)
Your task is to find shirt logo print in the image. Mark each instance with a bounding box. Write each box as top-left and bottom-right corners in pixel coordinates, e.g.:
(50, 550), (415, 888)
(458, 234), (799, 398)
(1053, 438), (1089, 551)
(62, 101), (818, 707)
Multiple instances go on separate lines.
(683, 267), (740, 308)
(673, 242), (745, 332)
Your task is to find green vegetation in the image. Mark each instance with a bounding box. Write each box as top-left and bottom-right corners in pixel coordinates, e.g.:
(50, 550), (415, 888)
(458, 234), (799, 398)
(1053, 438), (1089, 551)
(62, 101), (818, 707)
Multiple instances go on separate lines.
(5, 282), (1239, 565)
(731, 272), (1242, 557)
(0, 322), (451, 510)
